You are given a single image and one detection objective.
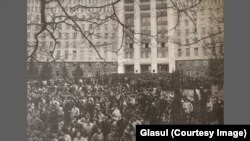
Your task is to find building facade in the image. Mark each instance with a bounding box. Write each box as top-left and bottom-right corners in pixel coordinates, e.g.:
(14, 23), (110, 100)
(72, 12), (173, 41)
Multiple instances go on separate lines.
(117, 0), (224, 77)
(27, 0), (118, 78)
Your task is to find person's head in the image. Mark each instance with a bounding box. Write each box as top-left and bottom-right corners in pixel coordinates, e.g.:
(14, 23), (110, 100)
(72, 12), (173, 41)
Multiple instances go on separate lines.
(126, 124), (133, 131)
(152, 102), (155, 106)
(61, 128), (68, 135)
(75, 130), (82, 138)
(58, 137), (66, 141)
(97, 127), (102, 134)
(85, 117), (90, 123)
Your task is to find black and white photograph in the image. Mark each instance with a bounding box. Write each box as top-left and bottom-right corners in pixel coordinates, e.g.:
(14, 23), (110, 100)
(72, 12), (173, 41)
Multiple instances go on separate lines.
(26, 0), (224, 141)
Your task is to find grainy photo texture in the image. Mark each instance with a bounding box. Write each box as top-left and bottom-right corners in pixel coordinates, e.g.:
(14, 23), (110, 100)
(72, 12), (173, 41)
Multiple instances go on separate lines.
(27, 0), (224, 141)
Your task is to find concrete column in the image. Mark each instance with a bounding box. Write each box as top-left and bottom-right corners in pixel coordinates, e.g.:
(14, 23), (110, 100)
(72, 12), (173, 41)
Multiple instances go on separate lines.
(167, 0), (177, 73)
(117, 0), (125, 73)
(150, 0), (158, 73)
(134, 0), (141, 73)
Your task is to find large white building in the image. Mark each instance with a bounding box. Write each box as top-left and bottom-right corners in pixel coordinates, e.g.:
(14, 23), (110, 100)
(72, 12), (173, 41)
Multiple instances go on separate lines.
(27, 0), (224, 78)
(116, 0), (224, 77)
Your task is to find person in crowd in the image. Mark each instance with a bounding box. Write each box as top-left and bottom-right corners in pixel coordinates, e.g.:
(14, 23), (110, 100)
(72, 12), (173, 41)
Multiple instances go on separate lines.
(121, 124), (135, 141)
(27, 74), (223, 141)
(90, 127), (104, 141)
(60, 128), (72, 141)
(71, 105), (80, 120)
(73, 130), (88, 141)
(82, 117), (93, 139)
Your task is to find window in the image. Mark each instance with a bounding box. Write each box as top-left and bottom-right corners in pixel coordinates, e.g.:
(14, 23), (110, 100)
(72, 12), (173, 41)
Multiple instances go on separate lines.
(211, 47), (216, 55)
(162, 51), (167, 58)
(125, 52), (128, 59)
(196, 72), (199, 76)
(161, 33), (165, 38)
(89, 34), (93, 40)
(104, 51), (108, 59)
(201, 27), (206, 35)
(58, 24), (62, 30)
(186, 48), (190, 57)
(89, 24), (93, 30)
(36, 15), (39, 20)
(65, 33), (69, 39)
(185, 20), (189, 26)
(145, 43), (149, 48)
(177, 30), (181, 36)
(65, 42), (69, 48)
(178, 48), (182, 57)
(129, 43), (133, 49)
(144, 52), (148, 58)
(105, 24), (108, 30)
(58, 33), (62, 38)
(81, 24), (85, 30)
(97, 26), (100, 31)
(161, 42), (165, 48)
(193, 37), (198, 42)
(203, 48), (208, 56)
(66, 24), (70, 30)
(50, 42), (53, 47)
(186, 39), (190, 44)
(218, 26), (222, 32)
(194, 48), (198, 56)
(57, 42), (61, 48)
(73, 42), (77, 48)
(97, 33), (101, 39)
(201, 9), (205, 16)
(112, 33), (115, 38)
(210, 27), (214, 34)
(216, 8), (220, 14)
(56, 50), (60, 59)
(105, 33), (108, 39)
(209, 8), (213, 14)
(113, 24), (116, 30)
(65, 50), (69, 59)
(73, 33), (77, 38)
(157, 52), (161, 58)
(130, 52), (133, 58)
(73, 51), (77, 60)
(185, 29), (189, 36)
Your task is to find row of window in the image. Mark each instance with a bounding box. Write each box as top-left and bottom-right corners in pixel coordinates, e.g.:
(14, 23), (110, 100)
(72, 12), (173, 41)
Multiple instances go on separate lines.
(123, 47), (213, 59)
(124, 64), (169, 73)
(28, 40), (115, 50)
(177, 26), (222, 36)
(124, 51), (168, 59)
(28, 4), (112, 13)
(27, 32), (116, 41)
(126, 42), (166, 49)
(177, 47), (212, 57)
(55, 50), (113, 60)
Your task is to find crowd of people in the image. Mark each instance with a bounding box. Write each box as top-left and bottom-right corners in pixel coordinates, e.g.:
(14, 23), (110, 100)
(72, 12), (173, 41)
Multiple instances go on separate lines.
(27, 74), (224, 141)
